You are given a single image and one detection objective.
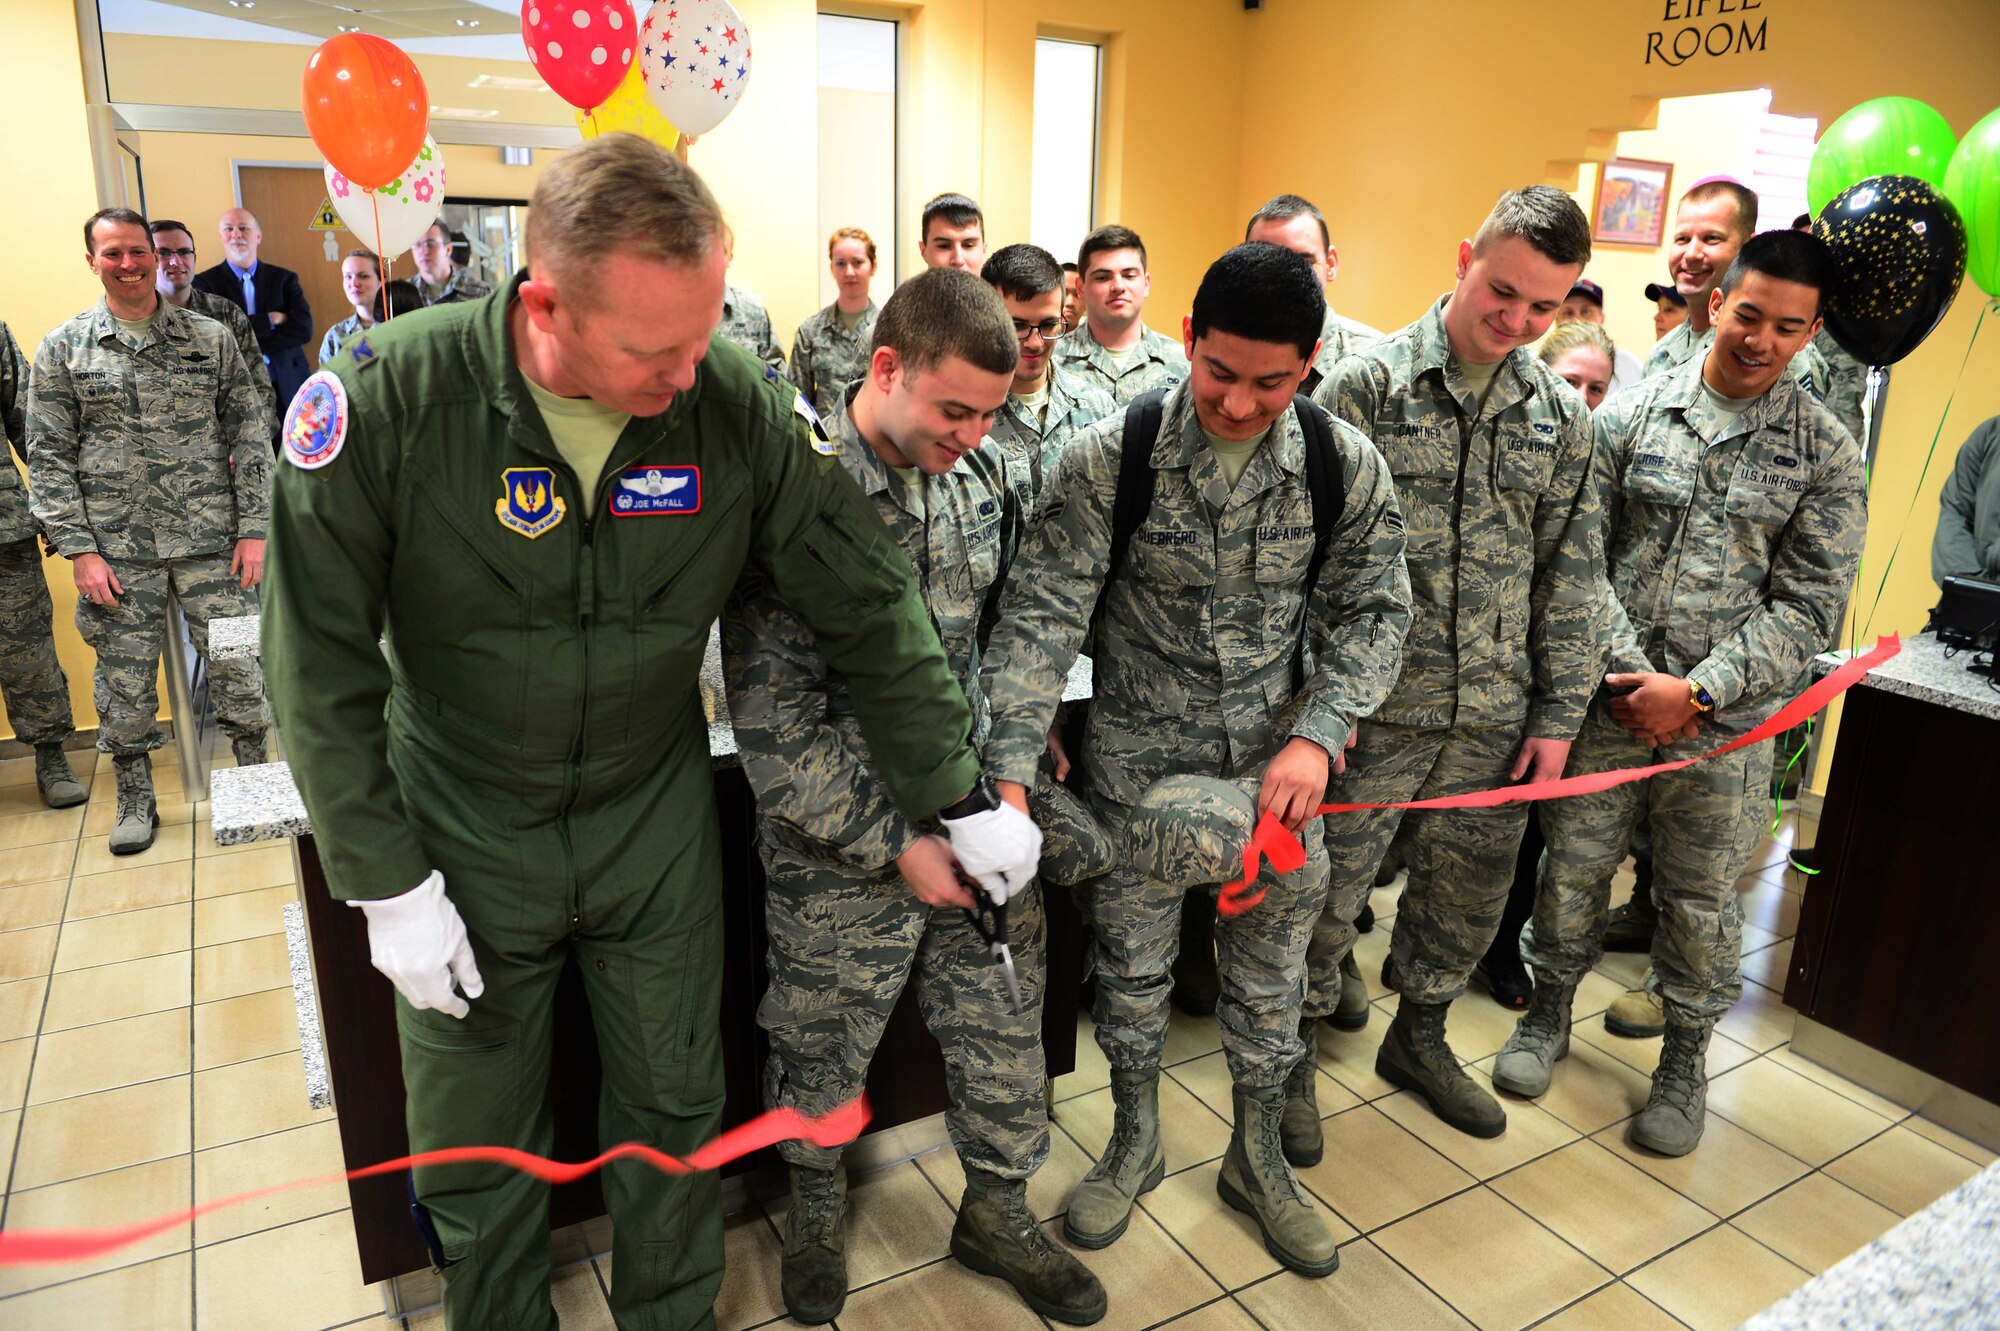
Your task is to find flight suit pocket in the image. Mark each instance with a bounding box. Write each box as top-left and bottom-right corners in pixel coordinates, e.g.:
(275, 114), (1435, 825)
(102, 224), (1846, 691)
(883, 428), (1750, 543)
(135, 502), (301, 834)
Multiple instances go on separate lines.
(602, 900), (721, 1108)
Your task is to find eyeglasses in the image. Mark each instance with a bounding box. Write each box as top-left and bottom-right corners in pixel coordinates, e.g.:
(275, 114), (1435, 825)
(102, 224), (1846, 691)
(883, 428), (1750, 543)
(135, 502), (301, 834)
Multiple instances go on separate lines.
(1011, 318), (1069, 343)
(412, 240), (447, 252)
(155, 248), (196, 260)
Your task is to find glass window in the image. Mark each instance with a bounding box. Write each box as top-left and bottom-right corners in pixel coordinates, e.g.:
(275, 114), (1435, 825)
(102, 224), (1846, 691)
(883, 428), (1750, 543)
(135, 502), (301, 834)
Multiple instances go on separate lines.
(1030, 38), (1099, 268)
(817, 14), (897, 307)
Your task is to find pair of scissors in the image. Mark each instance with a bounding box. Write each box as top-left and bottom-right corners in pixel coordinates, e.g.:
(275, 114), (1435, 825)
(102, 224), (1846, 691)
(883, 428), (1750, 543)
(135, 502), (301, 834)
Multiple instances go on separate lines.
(960, 875), (1025, 1016)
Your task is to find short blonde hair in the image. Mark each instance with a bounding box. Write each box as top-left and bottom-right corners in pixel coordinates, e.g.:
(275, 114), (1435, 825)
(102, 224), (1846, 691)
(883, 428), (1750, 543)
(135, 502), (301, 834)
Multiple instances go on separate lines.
(526, 133), (726, 288)
(1539, 319), (1615, 367)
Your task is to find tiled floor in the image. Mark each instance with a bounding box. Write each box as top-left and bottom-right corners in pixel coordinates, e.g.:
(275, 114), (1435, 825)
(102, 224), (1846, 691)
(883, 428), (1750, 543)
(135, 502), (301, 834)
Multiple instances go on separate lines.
(2, 760), (1991, 1330)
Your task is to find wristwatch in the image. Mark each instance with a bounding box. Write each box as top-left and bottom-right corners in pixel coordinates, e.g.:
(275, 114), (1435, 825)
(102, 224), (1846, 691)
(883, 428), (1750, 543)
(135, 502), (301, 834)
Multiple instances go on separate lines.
(1688, 679), (1716, 713)
(939, 776), (1001, 822)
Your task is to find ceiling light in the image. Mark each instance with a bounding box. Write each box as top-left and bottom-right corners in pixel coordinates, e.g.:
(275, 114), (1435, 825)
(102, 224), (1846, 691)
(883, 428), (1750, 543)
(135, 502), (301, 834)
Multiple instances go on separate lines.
(227, 0), (256, 8)
(454, 18), (482, 27)
(336, 24), (361, 32)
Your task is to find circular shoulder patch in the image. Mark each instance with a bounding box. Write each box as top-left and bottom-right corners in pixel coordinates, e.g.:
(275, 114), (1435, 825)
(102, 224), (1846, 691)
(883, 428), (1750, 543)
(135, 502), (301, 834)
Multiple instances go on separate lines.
(283, 371), (349, 471)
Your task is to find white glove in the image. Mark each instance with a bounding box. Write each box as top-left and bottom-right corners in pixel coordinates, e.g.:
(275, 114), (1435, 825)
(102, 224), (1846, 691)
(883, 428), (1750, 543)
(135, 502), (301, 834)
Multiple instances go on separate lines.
(349, 870), (485, 1019)
(944, 800), (1043, 905)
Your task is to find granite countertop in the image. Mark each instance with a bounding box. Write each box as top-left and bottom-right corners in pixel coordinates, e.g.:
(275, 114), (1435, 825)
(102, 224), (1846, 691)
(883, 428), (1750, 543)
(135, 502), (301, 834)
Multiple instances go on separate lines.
(210, 761), (311, 846)
(1739, 1160), (1999, 1330)
(1812, 631), (2000, 721)
(208, 615), (260, 662)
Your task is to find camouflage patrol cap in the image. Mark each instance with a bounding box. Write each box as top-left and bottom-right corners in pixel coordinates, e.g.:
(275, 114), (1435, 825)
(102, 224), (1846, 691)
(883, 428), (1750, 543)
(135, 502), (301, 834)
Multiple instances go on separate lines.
(1126, 775), (1264, 888)
(1030, 774), (1117, 886)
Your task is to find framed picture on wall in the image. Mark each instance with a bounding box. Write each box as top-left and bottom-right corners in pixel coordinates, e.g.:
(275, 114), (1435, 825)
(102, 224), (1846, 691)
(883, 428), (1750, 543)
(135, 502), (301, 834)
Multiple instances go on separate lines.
(1591, 158), (1674, 247)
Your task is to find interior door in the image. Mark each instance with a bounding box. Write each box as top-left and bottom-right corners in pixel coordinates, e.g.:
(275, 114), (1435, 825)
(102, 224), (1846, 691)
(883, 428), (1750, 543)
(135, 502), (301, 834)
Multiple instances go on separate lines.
(237, 164), (367, 358)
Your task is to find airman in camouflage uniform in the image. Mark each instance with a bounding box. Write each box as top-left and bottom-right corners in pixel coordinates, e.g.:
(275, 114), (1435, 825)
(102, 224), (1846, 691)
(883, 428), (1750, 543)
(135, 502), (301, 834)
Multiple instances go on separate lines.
(719, 283), (787, 379)
(411, 223), (493, 307)
(723, 269), (1105, 1327)
(789, 300), (878, 423)
(28, 209), (271, 855)
(149, 219), (279, 432)
(0, 318), (83, 806)
(1303, 187), (1604, 1143)
(983, 244), (1410, 1275)
(1058, 226), (1188, 406)
(1243, 193), (1381, 397)
(1498, 231), (1867, 1158)
(980, 244), (1118, 520)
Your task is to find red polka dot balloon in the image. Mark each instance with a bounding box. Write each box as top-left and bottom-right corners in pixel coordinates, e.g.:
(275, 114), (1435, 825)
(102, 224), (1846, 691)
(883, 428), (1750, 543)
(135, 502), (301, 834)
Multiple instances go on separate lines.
(521, 0), (637, 114)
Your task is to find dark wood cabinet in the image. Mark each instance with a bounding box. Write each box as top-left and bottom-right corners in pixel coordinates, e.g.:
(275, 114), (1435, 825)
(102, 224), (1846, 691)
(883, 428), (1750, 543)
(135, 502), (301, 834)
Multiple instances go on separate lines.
(1785, 675), (2000, 1104)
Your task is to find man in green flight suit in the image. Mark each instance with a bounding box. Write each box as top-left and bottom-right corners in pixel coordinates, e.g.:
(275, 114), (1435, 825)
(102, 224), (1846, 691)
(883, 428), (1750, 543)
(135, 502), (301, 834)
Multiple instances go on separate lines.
(262, 134), (1044, 1331)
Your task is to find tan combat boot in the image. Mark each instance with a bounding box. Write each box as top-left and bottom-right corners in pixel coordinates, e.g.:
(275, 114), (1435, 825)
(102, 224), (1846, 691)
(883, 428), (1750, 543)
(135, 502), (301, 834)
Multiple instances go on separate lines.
(1217, 1083), (1340, 1277)
(1279, 1018), (1323, 1166)
(952, 1170), (1107, 1325)
(780, 1163), (848, 1325)
(1062, 1069), (1164, 1248)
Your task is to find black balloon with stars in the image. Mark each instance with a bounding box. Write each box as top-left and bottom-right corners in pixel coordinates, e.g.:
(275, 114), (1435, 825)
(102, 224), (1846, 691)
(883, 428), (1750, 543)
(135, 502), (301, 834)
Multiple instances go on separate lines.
(1811, 174), (1968, 368)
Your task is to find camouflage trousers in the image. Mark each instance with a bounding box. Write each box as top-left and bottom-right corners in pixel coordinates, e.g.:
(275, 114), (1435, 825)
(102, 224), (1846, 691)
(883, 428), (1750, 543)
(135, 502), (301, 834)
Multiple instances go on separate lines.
(1088, 791), (1328, 1089)
(1524, 706), (1771, 1025)
(0, 538), (74, 747)
(756, 821), (1050, 1180)
(1307, 721), (1531, 1012)
(75, 552), (267, 757)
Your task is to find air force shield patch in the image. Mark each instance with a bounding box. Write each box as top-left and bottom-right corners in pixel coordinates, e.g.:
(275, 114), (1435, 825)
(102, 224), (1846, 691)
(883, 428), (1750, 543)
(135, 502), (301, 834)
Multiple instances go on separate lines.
(496, 467), (567, 538)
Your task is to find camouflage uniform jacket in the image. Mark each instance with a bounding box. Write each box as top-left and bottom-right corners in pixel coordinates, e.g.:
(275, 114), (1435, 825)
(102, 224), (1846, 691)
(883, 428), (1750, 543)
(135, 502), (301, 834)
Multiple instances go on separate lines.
(319, 313), (369, 368)
(1643, 317), (1828, 399)
(1809, 326), (1871, 444)
(722, 382), (1022, 869)
(980, 383), (1411, 808)
(789, 300), (878, 423)
(1301, 307), (1382, 398)
(986, 362), (1116, 522)
(1054, 321), (1189, 406)
(719, 284), (787, 379)
(187, 286), (278, 432)
(417, 268), (493, 306)
(1591, 358), (1866, 732)
(1, 319), (33, 543)
(1314, 297), (1603, 738)
(27, 298), (269, 559)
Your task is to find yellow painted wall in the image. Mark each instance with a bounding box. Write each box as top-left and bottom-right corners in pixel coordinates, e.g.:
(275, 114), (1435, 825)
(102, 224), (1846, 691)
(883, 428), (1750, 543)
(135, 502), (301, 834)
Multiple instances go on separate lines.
(6, 0), (120, 737)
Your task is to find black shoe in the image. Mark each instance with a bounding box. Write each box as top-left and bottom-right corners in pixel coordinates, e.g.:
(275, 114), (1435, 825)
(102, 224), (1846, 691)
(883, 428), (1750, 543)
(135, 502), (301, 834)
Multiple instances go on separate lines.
(1787, 846), (1819, 873)
(1356, 901), (1376, 934)
(1475, 953), (1534, 1010)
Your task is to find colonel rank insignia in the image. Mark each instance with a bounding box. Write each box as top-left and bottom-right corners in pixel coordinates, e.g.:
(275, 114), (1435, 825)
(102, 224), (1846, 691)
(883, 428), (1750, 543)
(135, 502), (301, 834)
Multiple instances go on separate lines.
(496, 467), (567, 538)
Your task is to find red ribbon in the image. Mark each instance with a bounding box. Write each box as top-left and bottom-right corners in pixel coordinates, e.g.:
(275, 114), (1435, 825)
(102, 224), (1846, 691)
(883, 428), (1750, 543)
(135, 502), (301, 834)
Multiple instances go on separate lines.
(0, 1098), (870, 1268)
(1221, 635), (1901, 905)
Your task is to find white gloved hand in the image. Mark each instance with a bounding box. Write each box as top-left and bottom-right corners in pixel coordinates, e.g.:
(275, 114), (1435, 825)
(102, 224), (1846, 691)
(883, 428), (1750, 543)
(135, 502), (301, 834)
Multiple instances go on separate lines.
(349, 870), (485, 1018)
(943, 800), (1043, 905)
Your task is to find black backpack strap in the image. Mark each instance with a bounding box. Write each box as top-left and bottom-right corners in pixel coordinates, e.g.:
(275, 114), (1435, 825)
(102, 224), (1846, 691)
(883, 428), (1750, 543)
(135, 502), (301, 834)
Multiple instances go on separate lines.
(1104, 387), (1169, 586)
(1293, 393), (1347, 690)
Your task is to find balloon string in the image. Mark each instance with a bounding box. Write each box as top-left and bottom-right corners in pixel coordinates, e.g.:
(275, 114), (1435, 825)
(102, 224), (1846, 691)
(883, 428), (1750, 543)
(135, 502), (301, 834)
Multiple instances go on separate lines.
(1219, 637), (1901, 905)
(372, 192), (390, 322)
(0, 1097), (870, 1268)
(1860, 300), (1993, 637)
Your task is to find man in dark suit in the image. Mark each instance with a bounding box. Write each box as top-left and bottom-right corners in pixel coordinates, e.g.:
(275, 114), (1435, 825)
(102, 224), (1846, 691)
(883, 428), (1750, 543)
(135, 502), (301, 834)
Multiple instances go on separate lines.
(193, 208), (314, 419)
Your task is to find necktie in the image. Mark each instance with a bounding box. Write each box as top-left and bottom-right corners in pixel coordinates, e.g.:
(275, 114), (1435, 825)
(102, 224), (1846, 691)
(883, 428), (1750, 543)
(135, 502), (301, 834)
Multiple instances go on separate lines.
(240, 271), (256, 316)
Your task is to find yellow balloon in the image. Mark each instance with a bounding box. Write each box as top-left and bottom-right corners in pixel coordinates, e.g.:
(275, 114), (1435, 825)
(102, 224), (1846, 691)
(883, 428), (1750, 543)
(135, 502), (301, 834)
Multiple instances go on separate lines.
(575, 62), (681, 152)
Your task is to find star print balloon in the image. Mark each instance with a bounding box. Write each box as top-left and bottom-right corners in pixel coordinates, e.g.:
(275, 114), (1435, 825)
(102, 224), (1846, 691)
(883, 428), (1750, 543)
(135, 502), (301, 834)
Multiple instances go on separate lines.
(521, 0), (637, 114)
(637, 0), (752, 138)
(1811, 174), (1968, 367)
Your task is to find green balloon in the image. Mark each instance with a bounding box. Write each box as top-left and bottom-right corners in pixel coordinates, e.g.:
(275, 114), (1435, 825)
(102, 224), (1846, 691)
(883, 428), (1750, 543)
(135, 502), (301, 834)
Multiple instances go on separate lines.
(1808, 97), (1959, 216)
(1944, 107), (2000, 300)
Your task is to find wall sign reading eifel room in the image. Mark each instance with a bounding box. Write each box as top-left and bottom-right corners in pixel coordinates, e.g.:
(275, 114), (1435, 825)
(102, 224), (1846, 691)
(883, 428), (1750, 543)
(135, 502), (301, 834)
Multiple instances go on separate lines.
(1648, 0), (1770, 66)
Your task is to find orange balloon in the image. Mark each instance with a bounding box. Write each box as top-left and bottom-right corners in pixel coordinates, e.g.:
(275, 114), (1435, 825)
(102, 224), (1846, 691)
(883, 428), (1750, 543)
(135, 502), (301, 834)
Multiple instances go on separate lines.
(301, 34), (430, 190)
